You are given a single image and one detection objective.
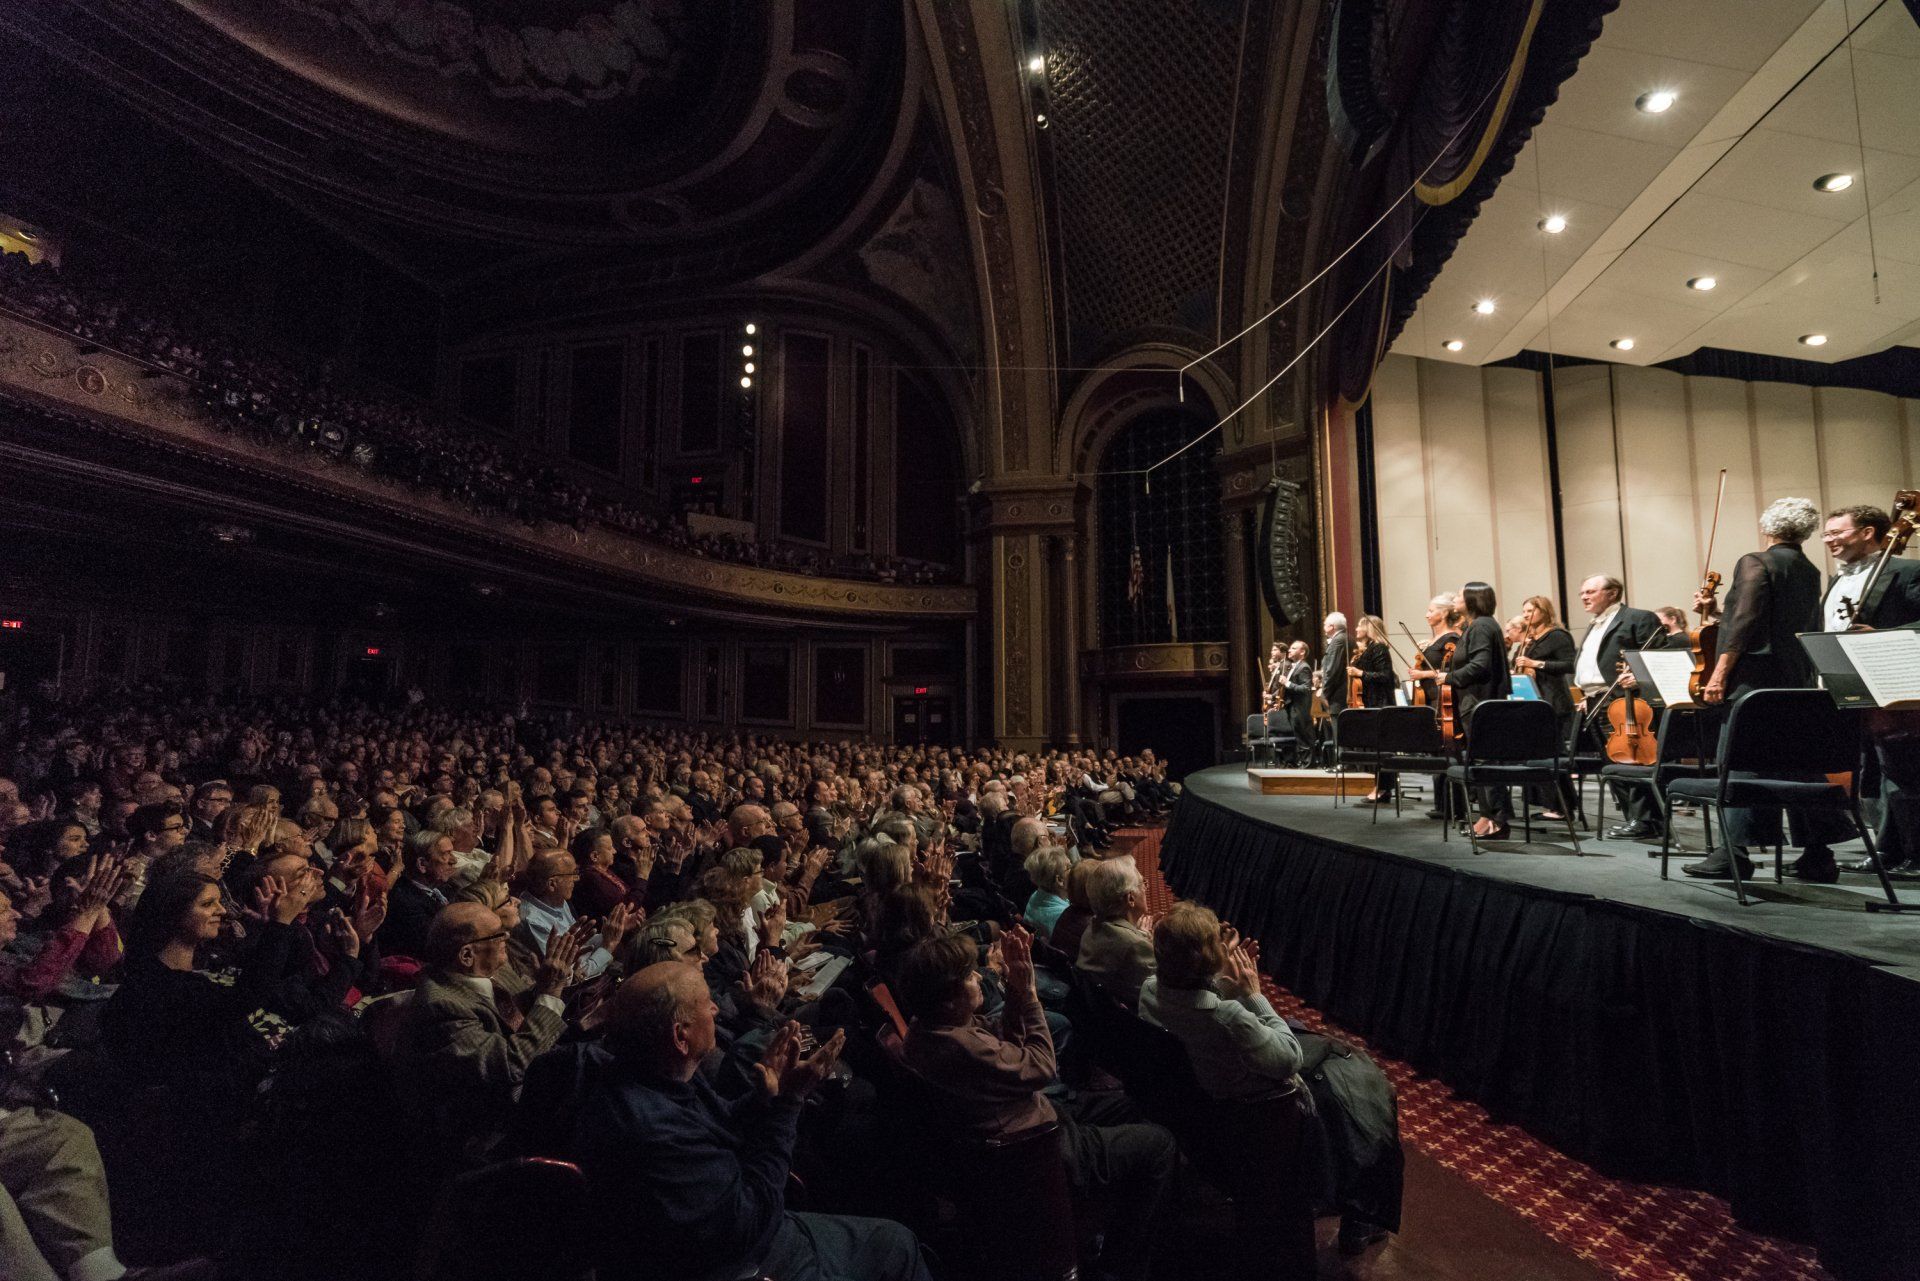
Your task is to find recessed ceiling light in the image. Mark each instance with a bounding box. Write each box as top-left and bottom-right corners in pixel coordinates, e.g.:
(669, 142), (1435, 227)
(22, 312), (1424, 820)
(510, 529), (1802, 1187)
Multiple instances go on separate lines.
(1027, 55), (1045, 74)
(1636, 90), (1676, 114)
(1443, 340), (1465, 352)
(1813, 173), (1853, 193)
(1799, 333), (1828, 347)
(1473, 299), (1496, 315)
(744, 322), (757, 335)
(742, 344), (753, 356)
(1539, 214), (1568, 234)
(1686, 276), (1717, 291)
(741, 375), (753, 387)
(1610, 338), (1635, 351)
(743, 362), (755, 374)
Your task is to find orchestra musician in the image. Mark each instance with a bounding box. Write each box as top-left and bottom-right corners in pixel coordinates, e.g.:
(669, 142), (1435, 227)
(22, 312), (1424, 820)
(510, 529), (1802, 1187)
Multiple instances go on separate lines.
(1512, 596), (1577, 819)
(1652, 607), (1693, 649)
(1572, 575), (1665, 842)
(1349, 616), (1397, 803)
(1687, 497), (1850, 882)
(1410, 582), (1510, 838)
(1280, 640), (1317, 764)
(1317, 613), (1352, 717)
(1262, 642), (1287, 710)
(1820, 503), (1920, 876)
(1410, 594), (1462, 820)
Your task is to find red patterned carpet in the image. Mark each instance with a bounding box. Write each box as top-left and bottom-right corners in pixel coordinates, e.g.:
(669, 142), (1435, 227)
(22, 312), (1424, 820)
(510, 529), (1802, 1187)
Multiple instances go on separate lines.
(1114, 824), (1830, 1281)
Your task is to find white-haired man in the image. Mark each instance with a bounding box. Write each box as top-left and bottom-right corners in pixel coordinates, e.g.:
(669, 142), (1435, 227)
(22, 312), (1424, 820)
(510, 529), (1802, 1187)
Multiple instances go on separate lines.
(1318, 613), (1352, 717)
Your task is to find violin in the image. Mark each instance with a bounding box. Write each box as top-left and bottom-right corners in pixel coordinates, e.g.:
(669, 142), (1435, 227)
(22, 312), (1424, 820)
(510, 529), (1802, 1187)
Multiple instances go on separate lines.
(1348, 640), (1366, 709)
(1605, 660), (1657, 765)
(1838, 489), (1919, 627)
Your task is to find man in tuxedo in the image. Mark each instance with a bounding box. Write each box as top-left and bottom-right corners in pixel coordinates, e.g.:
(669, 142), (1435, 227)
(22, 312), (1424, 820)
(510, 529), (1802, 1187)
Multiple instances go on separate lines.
(1318, 613), (1352, 717)
(1821, 504), (1920, 875)
(1573, 575), (1665, 841)
(1820, 504), (1920, 632)
(1281, 640), (1316, 763)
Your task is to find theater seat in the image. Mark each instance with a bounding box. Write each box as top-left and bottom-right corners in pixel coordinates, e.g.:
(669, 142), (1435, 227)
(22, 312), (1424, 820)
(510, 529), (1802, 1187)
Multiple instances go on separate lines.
(414, 1157), (594, 1281)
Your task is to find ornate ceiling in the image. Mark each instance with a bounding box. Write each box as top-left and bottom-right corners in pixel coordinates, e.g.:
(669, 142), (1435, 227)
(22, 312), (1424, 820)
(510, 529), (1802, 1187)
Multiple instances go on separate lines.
(3, 0), (907, 295)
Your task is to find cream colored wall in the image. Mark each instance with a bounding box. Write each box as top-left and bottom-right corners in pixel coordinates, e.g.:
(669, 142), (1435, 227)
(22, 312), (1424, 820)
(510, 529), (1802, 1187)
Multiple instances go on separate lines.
(1371, 353), (1919, 634)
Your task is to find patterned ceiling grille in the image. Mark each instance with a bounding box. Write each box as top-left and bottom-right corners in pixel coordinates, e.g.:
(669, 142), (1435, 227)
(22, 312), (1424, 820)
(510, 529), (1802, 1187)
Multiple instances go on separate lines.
(1038, 0), (1243, 367)
(1096, 407), (1226, 648)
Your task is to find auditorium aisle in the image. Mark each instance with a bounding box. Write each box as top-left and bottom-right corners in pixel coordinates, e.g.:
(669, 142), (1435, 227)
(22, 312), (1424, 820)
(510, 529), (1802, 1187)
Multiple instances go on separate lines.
(1116, 826), (1829, 1281)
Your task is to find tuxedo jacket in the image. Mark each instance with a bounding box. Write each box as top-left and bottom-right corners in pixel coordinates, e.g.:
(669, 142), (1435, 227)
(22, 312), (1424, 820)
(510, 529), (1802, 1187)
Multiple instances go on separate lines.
(1584, 606), (1664, 699)
(1826, 555), (1920, 630)
(1319, 633), (1352, 712)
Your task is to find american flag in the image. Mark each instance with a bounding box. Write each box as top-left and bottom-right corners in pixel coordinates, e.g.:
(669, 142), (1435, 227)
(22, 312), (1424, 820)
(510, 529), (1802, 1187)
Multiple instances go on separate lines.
(1127, 543), (1145, 610)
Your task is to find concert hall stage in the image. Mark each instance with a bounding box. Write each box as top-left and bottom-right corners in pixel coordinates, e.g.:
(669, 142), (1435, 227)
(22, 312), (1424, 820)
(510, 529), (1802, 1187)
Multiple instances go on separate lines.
(1160, 764), (1920, 1281)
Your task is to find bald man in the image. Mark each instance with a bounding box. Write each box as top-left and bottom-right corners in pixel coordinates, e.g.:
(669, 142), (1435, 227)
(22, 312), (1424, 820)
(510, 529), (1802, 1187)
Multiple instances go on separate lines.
(391, 902), (581, 1166)
(571, 964), (930, 1281)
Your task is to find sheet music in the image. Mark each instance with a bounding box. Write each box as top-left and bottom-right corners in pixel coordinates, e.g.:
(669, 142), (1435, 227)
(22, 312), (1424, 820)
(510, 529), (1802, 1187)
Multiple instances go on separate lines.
(1636, 650), (1699, 707)
(1835, 630), (1920, 708)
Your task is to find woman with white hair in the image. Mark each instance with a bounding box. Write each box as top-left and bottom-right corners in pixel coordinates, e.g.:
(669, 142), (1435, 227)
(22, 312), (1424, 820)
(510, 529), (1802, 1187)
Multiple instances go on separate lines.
(1685, 495), (1850, 882)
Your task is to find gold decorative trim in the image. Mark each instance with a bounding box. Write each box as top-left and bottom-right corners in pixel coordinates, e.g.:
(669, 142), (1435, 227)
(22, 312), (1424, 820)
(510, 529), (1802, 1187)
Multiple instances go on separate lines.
(0, 314), (976, 619)
(1082, 643), (1230, 678)
(1414, 0), (1546, 206)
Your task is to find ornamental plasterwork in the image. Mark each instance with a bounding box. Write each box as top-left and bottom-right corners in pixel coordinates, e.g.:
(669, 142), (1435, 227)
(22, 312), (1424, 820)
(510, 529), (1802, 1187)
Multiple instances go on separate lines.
(0, 316), (975, 619)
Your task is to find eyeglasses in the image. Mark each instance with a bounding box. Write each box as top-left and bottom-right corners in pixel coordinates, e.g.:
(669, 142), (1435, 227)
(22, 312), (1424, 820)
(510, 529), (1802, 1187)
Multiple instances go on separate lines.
(468, 930), (510, 947)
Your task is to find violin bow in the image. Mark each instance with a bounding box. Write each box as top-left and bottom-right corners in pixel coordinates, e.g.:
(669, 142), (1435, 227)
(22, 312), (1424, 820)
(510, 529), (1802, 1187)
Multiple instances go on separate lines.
(1394, 622), (1431, 672)
(1699, 467), (1729, 595)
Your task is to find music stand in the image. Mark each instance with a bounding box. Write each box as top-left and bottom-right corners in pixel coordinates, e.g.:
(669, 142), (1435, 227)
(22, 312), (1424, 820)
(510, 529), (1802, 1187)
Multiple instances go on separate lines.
(1797, 629), (1920, 915)
(1621, 649), (1698, 710)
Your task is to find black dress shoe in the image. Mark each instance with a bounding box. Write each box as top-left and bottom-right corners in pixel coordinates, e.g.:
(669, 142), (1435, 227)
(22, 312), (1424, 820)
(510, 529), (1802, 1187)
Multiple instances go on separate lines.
(1683, 854), (1755, 879)
(1607, 823), (1659, 841)
(1425, 809), (1449, 821)
(1840, 855), (1884, 874)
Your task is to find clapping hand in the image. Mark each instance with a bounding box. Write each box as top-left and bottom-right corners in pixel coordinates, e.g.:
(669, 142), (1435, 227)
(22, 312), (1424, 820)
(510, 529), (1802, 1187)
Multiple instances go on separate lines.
(600, 901), (637, 952)
(351, 880), (388, 942)
(741, 948), (789, 1009)
(535, 922), (589, 996)
(753, 1021), (846, 1100)
(757, 899), (788, 946)
(325, 906), (361, 959)
(62, 854), (131, 932)
(1001, 923), (1036, 994)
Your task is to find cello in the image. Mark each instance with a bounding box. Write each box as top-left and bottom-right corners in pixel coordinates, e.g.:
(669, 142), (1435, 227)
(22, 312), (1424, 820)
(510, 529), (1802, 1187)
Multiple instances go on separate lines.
(1688, 469), (1729, 698)
(1401, 623), (1458, 743)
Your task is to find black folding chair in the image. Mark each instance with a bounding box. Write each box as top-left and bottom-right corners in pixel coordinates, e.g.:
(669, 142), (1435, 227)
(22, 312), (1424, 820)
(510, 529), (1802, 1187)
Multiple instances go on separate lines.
(1243, 713), (1271, 765)
(1443, 700), (1583, 855)
(1565, 710), (1607, 831)
(1369, 706), (1449, 824)
(1600, 705), (1716, 859)
(1265, 708), (1299, 766)
(1331, 708), (1386, 805)
(1661, 688), (1902, 909)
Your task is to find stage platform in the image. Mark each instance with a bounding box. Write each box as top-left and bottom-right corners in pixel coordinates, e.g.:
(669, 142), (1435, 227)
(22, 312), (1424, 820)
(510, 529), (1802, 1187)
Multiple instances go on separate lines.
(1160, 764), (1920, 1281)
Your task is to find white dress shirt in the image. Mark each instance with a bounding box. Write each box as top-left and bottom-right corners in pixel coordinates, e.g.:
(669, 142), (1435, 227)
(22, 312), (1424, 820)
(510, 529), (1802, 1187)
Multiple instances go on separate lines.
(1824, 559), (1870, 632)
(1575, 603), (1622, 689)
(516, 895), (615, 980)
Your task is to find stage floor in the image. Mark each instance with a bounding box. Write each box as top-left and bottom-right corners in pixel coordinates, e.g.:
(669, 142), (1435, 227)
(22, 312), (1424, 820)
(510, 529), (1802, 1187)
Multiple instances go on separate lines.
(1183, 764), (1920, 985)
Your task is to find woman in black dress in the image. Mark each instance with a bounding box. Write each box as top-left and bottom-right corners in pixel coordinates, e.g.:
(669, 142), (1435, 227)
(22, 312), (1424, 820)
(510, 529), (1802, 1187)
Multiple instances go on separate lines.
(1513, 594), (1577, 818)
(1349, 616), (1398, 802)
(1413, 582), (1512, 837)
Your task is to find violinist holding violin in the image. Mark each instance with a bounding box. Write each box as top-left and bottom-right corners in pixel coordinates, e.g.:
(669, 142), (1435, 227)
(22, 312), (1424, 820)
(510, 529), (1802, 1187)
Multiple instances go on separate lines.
(1409, 582), (1511, 838)
(1686, 496), (1851, 883)
(1513, 596), (1578, 819)
(1406, 595), (1462, 819)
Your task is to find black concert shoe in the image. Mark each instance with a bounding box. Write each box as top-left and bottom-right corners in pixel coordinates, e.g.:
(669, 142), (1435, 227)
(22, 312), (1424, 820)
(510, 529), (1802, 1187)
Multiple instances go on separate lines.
(1607, 822), (1660, 841)
(1683, 852), (1755, 879)
(1789, 846), (1840, 883)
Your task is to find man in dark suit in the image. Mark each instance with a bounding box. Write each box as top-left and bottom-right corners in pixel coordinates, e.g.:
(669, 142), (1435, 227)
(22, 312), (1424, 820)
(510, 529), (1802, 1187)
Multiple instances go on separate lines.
(1821, 504), (1920, 875)
(1688, 497), (1840, 881)
(1820, 504), (1920, 632)
(1318, 613), (1352, 716)
(378, 829), (461, 958)
(1572, 575), (1665, 839)
(1281, 640), (1317, 763)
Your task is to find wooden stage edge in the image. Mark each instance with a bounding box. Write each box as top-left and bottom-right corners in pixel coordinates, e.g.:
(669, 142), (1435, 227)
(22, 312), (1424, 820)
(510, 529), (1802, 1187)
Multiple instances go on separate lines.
(1246, 768), (1375, 797)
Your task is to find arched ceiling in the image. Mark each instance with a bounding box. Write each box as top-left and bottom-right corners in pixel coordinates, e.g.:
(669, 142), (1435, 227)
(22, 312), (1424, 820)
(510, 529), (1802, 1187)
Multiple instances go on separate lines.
(3, 0), (908, 294)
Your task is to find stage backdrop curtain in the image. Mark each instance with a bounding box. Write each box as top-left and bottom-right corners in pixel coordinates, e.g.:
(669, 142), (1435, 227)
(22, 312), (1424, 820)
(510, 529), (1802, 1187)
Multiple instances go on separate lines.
(1162, 789), (1920, 1281)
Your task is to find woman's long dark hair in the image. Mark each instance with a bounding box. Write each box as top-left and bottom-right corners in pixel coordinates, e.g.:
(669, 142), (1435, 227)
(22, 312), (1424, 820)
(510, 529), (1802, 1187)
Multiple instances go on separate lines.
(125, 870), (217, 962)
